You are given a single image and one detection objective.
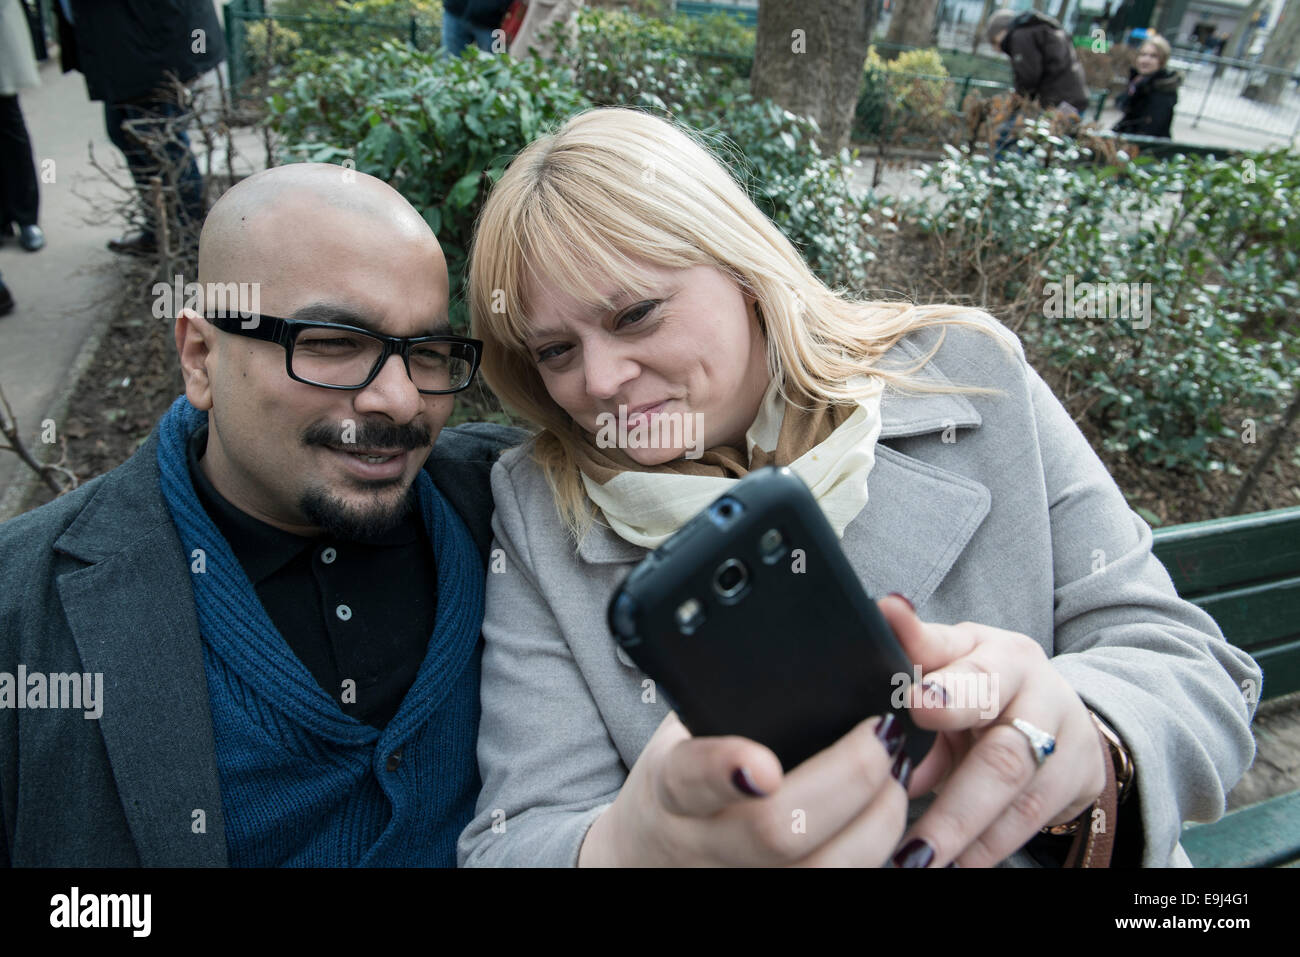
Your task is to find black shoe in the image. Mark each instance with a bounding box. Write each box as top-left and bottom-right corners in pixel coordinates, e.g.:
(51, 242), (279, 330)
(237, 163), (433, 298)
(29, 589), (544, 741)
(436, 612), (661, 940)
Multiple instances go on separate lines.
(0, 222), (14, 247)
(18, 225), (44, 252)
(107, 231), (157, 257)
(0, 281), (14, 317)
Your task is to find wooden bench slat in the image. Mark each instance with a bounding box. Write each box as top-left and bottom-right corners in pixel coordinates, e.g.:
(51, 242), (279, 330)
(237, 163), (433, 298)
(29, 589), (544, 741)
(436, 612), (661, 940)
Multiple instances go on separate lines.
(1187, 577), (1300, 651)
(1181, 790), (1300, 867)
(1251, 639), (1300, 701)
(1152, 506), (1300, 595)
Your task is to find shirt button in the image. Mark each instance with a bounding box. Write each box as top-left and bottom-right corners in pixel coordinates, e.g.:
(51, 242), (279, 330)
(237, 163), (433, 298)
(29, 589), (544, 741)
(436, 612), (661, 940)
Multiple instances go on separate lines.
(321, 546), (337, 564)
(335, 604), (352, 621)
(386, 747), (404, 772)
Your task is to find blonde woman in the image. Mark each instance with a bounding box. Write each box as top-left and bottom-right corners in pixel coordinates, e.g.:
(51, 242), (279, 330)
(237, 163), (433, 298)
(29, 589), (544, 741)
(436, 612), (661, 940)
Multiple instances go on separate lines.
(457, 107), (1258, 867)
(1114, 33), (1182, 139)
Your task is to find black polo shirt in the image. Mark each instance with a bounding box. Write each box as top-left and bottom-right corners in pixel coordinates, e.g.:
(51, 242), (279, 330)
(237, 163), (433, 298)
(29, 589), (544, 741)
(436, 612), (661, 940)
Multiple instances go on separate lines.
(187, 426), (438, 729)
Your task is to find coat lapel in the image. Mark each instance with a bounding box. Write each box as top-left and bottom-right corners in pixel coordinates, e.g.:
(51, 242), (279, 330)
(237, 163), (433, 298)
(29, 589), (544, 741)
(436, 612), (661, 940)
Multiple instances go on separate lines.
(53, 435), (228, 866)
(577, 338), (992, 612)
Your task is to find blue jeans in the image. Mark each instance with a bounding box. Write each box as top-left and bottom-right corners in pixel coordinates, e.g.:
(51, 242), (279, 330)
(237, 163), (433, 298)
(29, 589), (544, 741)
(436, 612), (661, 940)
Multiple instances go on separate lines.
(104, 98), (205, 240)
(441, 10), (501, 56)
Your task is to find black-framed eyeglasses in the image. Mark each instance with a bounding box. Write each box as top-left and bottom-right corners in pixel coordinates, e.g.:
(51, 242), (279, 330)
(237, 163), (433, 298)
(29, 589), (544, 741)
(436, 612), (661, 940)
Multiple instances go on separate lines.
(206, 313), (483, 395)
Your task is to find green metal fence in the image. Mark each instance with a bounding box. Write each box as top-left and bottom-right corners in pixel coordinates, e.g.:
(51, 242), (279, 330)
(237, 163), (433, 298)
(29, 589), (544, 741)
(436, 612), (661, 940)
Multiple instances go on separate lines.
(224, 0), (439, 94)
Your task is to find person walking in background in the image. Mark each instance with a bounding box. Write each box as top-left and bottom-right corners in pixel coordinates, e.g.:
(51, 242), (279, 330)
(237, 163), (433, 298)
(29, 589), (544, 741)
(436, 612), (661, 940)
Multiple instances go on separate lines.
(508, 0), (583, 61)
(987, 8), (1091, 117)
(1114, 34), (1181, 139)
(52, 0), (226, 257)
(0, 0), (45, 252)
(442, 0), (515, 56)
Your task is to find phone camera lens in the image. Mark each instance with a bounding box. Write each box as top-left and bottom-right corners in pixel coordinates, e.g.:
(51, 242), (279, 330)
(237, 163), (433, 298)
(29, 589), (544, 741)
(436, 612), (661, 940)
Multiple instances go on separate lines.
(708, 497), (744, 529)
(713, 558), (749, 600)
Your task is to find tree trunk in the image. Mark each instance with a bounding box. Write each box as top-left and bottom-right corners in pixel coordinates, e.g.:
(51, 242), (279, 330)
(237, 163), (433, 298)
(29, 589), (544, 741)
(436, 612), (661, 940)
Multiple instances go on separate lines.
(972, 0), (998, 53)
(1214, 0), (1266, 79)
(883, 0), (943, 55)
(750, 0), (874, 152)
(1242, 0), (1300, 104)
(1229, 382), (1300, 514)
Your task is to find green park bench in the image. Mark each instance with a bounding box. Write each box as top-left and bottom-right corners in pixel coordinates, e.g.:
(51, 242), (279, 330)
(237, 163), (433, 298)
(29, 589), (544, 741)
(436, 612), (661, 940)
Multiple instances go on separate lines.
(1150, 505), (1300, 866)
(675, 1), (757, 27)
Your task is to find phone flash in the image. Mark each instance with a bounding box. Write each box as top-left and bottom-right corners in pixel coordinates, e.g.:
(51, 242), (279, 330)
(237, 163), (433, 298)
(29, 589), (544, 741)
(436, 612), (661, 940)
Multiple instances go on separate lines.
(675, 598), (706, 634)
(760, 527), (785, 563)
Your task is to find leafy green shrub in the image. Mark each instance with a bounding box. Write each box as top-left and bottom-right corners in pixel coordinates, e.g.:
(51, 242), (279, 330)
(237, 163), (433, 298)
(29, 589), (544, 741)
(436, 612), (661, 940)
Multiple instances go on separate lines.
(244, 20), (303, 74)
(551, 6), (750, 114)
(256, 0), (443, 69)
(269, 42), (590, 330)
(856, 46), (952, 144)
(911, 127), (1299, 472)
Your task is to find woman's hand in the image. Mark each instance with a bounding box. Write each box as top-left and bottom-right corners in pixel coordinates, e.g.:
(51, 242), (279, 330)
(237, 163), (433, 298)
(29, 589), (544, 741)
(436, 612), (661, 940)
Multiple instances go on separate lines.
(578, 710), (910, 867)
(876, 595), (1109, 868)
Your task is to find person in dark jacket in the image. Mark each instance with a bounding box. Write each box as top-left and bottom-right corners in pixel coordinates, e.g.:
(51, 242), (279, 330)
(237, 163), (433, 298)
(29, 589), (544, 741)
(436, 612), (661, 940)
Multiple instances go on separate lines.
(987, 8), (1091, 115)
(442, 0), (514, 56)
(53, 0), (226, 256)
(1114, 34), (1181, 139)
(0, 164), (525, 866)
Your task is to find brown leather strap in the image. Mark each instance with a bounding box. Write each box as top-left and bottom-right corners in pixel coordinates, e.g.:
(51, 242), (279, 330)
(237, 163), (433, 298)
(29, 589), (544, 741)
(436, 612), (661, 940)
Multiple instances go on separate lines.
(1064, 725), (1119, 868)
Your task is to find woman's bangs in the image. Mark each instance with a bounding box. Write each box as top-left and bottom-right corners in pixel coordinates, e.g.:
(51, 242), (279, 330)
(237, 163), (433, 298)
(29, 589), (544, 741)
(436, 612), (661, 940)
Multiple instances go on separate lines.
(512, 196), (671, 330)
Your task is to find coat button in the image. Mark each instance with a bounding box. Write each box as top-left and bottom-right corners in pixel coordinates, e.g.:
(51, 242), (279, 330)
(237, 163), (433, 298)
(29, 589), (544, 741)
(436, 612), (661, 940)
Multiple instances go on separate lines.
(335, 604), (352, 621)
(386, 747), (404, 772)
(321, 546), (337, 564)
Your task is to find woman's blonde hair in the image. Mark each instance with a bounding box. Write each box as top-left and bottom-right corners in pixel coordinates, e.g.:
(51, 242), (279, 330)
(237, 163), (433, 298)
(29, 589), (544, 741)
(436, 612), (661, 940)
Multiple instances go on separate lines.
(1140, 33), (1172, 68)
(469, 107), (1017, 542)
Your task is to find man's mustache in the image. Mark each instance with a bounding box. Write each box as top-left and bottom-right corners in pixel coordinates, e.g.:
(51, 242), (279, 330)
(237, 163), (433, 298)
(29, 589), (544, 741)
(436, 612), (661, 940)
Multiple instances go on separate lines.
(301, 419), (433, 451)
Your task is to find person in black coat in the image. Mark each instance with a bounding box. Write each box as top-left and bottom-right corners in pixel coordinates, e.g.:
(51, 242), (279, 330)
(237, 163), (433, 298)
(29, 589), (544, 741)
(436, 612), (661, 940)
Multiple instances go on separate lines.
(53, 0), (227, 255)
(442, 0), (514, 56)
(1114, 34), (1182, 139)
(987, 8), (1091, 116)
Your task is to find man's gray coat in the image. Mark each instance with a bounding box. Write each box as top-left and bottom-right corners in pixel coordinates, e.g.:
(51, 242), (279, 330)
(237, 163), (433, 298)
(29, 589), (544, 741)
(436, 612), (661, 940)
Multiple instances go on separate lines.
(0, 420), (522, 866)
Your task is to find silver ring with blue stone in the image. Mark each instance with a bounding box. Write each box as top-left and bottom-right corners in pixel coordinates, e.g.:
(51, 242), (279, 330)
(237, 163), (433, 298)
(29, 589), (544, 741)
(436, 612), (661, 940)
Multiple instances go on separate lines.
(1011, 718), (1056, 767)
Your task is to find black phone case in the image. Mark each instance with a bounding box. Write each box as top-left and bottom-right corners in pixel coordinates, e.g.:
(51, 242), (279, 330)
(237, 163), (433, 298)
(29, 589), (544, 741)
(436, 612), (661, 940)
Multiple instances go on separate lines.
(608, 466), (934, 771)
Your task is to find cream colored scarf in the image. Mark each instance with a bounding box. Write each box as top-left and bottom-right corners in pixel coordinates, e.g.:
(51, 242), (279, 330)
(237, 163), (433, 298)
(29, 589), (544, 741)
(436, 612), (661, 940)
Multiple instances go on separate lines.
(572, 375), (885, 548)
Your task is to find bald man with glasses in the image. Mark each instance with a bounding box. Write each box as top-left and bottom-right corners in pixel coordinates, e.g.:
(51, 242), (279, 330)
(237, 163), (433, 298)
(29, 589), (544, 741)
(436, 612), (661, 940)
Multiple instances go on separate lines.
(0, 164), (525, 867)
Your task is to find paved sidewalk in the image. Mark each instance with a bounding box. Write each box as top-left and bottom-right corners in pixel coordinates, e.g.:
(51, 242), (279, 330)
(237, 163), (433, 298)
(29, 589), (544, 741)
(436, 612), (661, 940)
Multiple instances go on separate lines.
(0, 53), (265, 521)
(0, 57), (125, 520)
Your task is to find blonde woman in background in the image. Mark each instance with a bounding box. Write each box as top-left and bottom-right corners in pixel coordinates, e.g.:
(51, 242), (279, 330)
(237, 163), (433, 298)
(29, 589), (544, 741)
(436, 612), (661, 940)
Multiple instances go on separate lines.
(1114, 33), (1182, 139)
(457, 107), (1258, 867)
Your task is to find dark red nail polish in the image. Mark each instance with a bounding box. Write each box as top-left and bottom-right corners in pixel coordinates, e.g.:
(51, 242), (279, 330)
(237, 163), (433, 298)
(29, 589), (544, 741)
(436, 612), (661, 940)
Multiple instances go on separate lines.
(887, 592), (915, 613)
(892, 838), (935, 869)
(875, 713), (905, 757)
(732, 767), (767, 798)
(891, 751), (913, 790)
(921, 679), (951, 707)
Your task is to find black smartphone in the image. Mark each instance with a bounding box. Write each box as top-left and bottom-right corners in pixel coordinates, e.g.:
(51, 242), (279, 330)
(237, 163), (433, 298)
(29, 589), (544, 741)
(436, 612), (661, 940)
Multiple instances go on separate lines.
(608, 466), (934, 771)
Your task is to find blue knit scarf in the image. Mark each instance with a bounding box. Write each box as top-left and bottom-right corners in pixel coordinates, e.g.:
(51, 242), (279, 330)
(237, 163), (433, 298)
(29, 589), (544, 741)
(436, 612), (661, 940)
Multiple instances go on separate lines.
(156, 396), (484, 866)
